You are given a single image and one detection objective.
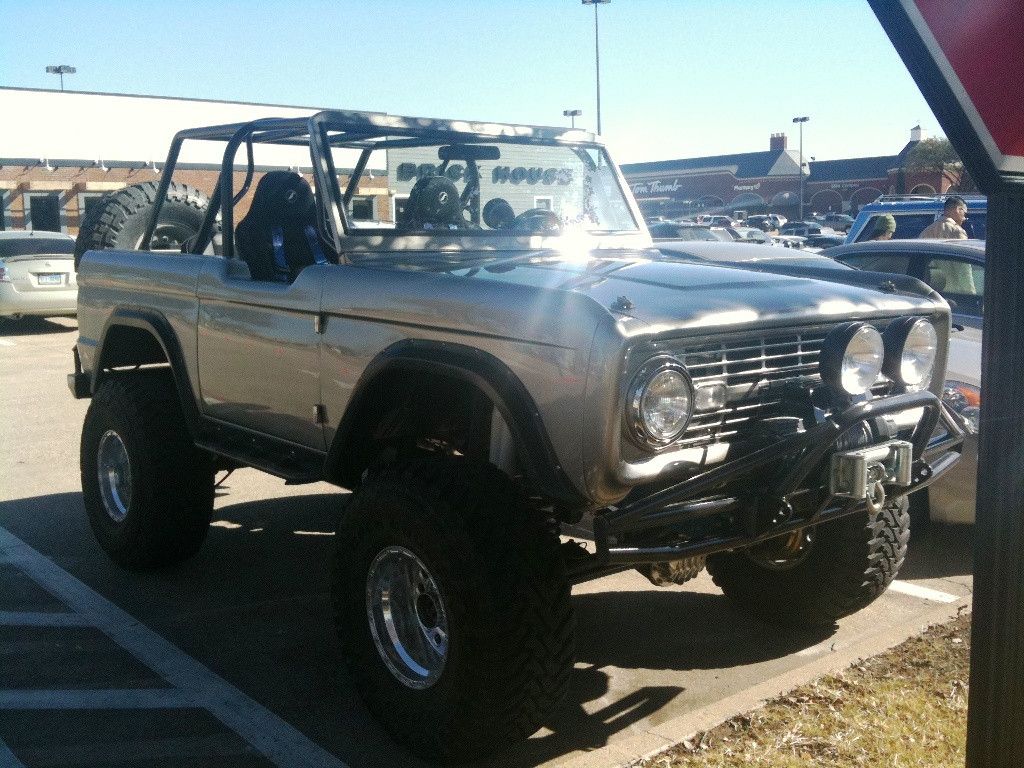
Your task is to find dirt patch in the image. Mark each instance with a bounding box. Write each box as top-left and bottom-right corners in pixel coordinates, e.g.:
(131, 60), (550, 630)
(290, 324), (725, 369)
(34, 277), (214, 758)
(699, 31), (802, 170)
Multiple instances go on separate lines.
(642, 611), (970, 767)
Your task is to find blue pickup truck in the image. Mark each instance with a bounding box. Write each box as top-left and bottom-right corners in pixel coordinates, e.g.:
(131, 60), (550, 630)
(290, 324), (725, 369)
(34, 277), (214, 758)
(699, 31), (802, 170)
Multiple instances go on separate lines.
(846, 196), (987, 243)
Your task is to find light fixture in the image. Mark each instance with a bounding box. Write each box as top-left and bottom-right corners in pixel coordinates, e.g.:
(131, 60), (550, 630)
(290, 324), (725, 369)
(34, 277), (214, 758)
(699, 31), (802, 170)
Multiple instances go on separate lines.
(45, 64), (76, 91)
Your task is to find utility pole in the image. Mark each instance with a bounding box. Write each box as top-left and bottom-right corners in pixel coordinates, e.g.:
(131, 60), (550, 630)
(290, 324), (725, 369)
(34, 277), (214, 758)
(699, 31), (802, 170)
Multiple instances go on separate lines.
(793, 116), (810, 220)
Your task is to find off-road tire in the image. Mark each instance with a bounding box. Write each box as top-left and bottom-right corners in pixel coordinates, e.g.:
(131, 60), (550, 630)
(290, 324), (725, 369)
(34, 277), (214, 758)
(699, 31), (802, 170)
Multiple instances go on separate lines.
(74, 181), (209, 269)
(707, 497), (910, 628)
(81, 371), (214, 570)
(331, 458), (575, 762)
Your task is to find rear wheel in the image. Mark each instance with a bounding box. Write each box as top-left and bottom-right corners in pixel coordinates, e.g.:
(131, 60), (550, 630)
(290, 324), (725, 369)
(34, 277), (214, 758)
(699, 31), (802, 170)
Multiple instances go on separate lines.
(331, 458), (575, 762)
(74, 181), (209, 269)
(81, 371), (214, 569)
(707, 497), (910, 627)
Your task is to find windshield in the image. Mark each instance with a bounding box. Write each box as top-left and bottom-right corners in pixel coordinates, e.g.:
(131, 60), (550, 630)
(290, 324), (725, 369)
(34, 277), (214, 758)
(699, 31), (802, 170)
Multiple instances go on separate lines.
(0, 237), (74, 257)
(339, 141), (638, 236)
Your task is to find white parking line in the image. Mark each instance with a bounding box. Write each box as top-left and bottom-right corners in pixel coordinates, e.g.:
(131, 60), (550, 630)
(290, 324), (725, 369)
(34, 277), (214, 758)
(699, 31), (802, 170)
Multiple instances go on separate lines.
(889, 580), (960, 603)
(0, 527), (347, 768)
(0, 738), (27, 768)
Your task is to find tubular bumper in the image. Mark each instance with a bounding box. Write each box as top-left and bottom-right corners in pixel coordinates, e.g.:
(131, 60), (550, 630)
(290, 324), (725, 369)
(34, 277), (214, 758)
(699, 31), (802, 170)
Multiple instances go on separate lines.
(594, 391), (964, 567)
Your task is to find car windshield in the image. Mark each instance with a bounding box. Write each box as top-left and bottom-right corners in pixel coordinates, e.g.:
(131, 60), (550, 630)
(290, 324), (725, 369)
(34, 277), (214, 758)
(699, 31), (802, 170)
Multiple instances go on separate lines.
(340, 141), (638, 236)
(0, 237), (74, 257)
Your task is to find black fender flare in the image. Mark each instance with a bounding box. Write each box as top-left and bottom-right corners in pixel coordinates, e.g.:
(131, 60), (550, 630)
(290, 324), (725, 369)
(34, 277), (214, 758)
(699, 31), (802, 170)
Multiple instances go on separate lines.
(327, 339), (586, 508)
(92, 308), (202, 438)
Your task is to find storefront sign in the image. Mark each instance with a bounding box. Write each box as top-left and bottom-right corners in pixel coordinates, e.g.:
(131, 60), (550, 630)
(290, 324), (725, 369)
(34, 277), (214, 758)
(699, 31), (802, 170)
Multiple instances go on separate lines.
(395, 162), (573, 186)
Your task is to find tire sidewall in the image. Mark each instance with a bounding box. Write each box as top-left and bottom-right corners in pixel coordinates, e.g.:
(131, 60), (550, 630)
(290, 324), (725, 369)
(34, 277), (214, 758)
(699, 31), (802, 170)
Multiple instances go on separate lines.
(81, 383), (159, 562)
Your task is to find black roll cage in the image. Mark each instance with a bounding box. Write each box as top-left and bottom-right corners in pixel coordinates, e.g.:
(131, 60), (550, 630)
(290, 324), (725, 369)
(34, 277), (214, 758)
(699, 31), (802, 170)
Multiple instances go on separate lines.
(139, 109), (604, 264)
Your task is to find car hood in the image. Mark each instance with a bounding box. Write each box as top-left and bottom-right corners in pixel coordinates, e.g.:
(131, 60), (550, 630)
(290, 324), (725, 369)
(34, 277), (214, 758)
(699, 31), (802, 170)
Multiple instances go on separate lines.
(424, 248), (939, 331)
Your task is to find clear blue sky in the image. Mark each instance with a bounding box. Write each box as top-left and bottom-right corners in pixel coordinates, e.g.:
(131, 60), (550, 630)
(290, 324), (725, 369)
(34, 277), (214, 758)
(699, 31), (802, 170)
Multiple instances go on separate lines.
(0, 0), (938, 164)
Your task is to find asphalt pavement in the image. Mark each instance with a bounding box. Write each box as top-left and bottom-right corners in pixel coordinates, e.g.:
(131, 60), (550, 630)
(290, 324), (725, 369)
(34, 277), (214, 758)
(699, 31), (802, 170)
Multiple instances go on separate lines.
(0, 317), (974, 768)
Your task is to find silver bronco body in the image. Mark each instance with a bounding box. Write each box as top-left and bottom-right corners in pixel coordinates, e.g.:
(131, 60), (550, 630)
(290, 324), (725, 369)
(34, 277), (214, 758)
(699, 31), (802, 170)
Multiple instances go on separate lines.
(69, 111), (965, 759)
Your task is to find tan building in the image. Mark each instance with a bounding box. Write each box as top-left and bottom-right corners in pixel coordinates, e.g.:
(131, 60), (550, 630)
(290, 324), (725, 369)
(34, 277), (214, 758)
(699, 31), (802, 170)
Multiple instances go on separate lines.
(0, 87), (392, 235)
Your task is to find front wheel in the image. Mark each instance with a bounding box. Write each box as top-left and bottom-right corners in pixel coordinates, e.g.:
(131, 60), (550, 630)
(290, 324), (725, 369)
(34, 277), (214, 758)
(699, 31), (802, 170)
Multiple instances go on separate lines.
(331, 458), (575, 762)
(707, 496), (910, 627)
(81, 372), (214, 570)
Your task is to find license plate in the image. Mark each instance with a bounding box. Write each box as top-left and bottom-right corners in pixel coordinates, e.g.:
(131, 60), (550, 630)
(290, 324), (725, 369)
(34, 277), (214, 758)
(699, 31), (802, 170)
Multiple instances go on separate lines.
(37, 273), (63, 285)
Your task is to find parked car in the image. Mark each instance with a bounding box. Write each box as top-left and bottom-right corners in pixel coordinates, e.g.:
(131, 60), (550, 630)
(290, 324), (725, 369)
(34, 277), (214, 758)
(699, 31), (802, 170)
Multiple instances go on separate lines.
(719, 226), (775, 245)
(803, 233), (847, 250)
(648, 221), (720, 241)
(823, 238), (983, 523)
(696, 214), (736, 227)
(0, 231), (78, 320)
(815, 212), (855, 232)
(70, 108), (963, 761)
(845, 196), (987, 243)
(780, 221), (837, 237)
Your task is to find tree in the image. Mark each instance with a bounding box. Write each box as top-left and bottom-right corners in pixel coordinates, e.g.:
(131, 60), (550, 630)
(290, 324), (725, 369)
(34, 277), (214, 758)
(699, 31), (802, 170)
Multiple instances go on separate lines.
(905, 137), (977, 193)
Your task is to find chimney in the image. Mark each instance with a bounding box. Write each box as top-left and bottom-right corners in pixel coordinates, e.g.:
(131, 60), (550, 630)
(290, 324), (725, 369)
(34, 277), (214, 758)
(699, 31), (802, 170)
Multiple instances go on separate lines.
(770, 133), (788, 151)
(910, 124), (926, 142)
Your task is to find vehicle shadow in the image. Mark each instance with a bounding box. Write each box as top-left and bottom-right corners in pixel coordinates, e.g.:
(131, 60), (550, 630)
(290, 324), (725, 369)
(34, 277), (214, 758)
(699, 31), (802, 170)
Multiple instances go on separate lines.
(900, 521), (974, 580)
(0, 490), (833, 768)
(0, 317), (77, 337)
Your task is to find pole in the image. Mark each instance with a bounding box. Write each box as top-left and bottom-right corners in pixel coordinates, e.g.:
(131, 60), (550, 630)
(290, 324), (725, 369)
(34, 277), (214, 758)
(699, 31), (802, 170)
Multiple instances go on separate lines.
(965, 179), (1024, 768)
(594, 3), (602, 136)
(798, 122), (804, 220)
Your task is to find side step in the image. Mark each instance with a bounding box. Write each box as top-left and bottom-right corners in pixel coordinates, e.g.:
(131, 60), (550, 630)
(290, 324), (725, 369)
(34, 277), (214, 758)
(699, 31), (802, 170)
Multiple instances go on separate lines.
(195, 421), (325, 484)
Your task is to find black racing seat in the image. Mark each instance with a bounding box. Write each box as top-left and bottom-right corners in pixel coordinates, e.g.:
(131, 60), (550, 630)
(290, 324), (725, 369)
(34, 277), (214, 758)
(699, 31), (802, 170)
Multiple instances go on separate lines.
(398, 175), (465, 232)
(235, 171), (333, 282)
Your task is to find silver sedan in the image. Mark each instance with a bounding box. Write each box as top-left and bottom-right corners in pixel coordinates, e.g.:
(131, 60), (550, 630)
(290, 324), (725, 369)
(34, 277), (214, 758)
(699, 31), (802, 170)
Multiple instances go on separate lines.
(0, 231), (78, 319)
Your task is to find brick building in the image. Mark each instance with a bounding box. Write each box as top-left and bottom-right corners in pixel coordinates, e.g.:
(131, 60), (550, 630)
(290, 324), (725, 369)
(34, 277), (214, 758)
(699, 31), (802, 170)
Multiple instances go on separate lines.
(621, 126), (951, 221)
(0, 87), (391, 235)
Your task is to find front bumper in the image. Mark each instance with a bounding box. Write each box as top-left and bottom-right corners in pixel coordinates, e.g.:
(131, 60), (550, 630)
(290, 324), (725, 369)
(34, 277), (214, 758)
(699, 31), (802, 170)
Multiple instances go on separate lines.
(591, 390), (963, 568)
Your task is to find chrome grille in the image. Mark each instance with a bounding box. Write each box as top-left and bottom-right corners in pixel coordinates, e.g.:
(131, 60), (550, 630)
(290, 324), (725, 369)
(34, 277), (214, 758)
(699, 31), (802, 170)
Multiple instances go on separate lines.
(672, 330), (828, 447)
(680, 331), (826, 390)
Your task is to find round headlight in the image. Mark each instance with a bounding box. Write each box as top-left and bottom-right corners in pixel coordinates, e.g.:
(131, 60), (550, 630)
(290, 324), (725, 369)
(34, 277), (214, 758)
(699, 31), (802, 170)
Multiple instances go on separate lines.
(885, 317), (938, 390)
(628, 359), (693, 448)
(821, 323), (885, 396)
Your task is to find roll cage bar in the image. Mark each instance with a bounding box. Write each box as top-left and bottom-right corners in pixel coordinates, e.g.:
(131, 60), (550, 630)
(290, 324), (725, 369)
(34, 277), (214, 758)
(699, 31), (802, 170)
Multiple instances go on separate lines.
(140, 109), (600, 262)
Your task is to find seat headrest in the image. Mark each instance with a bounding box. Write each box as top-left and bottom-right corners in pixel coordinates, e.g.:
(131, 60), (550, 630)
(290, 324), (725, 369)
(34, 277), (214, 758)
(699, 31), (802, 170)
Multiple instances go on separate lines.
(248, 171), (315, 227)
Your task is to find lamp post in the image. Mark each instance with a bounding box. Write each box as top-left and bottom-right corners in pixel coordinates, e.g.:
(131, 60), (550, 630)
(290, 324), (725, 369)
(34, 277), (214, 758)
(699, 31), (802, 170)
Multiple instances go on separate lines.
(563, 109), (582, 129)
(581, 0), (610, 135)
(792, 116), (809, 220)
(45, 65), (76, 91)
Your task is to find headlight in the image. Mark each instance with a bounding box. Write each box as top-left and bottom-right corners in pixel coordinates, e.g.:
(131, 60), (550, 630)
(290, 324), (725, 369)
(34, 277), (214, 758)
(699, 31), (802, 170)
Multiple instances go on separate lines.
(821, 323), (884, 396)
(884, 317), (938, 390)
(627, 358), (694, 449)
(942, 380), (980, 433)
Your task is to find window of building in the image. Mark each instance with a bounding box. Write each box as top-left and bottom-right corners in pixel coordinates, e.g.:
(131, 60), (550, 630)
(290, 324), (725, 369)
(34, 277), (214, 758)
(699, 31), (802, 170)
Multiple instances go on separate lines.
(78, 192), (106, 224)
(25, 193), (63, 232)
(350, 196), (375, 221)
(533, 196), (553, 211)
(392, 195), (409, 224)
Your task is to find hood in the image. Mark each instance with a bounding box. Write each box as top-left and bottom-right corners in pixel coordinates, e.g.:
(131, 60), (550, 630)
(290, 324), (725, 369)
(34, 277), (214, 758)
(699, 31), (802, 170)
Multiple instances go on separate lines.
(421, 248), (940, 332)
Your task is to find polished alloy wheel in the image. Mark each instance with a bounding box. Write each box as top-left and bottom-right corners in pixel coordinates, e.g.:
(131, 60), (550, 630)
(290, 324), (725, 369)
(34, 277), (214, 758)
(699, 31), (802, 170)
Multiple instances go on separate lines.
(366, 546), (448, 689)
(97, 429), (132, 523)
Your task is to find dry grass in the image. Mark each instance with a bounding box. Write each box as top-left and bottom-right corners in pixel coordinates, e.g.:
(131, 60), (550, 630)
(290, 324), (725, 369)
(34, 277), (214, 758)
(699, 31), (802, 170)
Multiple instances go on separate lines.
(642, 612), (970, 768)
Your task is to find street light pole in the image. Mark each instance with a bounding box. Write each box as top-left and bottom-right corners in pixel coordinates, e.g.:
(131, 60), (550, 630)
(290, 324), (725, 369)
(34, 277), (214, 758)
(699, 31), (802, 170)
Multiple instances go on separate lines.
(45, 65), (77, 91)
(582, 0), (610, 135)
(563, 109), (582, 129)
(793, 116), (810, 220)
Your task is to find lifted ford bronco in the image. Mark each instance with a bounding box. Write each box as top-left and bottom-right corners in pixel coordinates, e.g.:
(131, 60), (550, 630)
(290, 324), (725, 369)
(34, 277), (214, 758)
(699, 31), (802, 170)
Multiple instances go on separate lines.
(70, 111), (964, 761)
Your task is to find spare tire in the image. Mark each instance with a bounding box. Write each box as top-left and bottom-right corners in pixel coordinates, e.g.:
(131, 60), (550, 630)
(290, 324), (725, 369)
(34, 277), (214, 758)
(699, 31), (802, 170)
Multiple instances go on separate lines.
(74, 181), (209, 269)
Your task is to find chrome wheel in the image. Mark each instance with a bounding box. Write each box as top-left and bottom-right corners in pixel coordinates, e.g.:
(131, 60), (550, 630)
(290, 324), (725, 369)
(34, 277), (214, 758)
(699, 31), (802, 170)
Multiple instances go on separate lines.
(97, 430), (132, 523)
(366, 546), (448, 689)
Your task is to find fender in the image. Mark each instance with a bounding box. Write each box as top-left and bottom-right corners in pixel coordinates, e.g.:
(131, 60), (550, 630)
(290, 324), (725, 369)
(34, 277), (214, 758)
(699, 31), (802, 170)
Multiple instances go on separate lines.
(328, 339), (587, 508)
(91, 308), (202, 438)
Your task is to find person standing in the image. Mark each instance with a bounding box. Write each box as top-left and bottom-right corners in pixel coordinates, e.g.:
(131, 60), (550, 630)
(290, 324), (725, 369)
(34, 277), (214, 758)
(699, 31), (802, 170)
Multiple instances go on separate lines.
(919, 196), (969, 239)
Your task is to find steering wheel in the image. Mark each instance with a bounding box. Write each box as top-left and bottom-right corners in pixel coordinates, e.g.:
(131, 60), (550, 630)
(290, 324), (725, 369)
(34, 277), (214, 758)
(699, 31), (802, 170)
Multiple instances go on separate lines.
(510, 208), (562, 235)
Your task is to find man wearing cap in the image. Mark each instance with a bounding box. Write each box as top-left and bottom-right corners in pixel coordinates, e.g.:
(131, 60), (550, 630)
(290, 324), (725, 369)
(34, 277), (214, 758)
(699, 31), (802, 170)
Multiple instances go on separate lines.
(919, 196), (969, 239)
(867, 214), (897, 240)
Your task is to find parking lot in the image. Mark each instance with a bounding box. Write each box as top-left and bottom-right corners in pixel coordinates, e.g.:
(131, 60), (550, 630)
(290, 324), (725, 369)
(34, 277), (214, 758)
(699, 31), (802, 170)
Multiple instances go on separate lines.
(1, 317), (974, 768)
